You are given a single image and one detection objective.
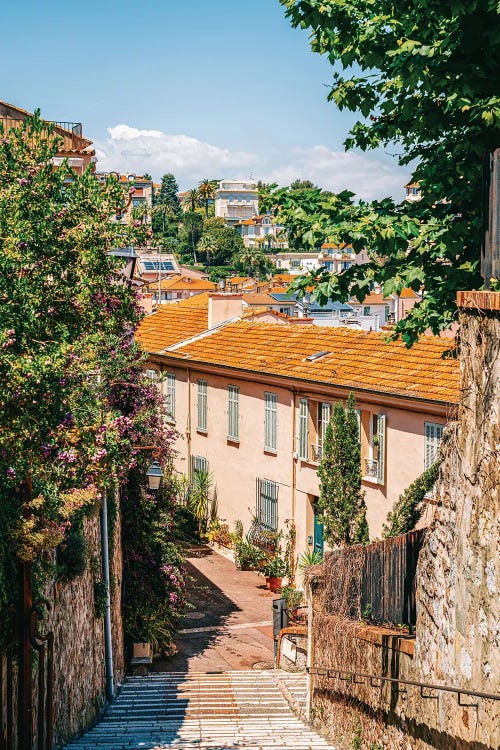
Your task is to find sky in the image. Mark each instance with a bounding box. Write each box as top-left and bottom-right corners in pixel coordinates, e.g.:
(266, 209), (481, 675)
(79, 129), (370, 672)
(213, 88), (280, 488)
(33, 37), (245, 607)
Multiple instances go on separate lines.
(1, 0), (409, 200)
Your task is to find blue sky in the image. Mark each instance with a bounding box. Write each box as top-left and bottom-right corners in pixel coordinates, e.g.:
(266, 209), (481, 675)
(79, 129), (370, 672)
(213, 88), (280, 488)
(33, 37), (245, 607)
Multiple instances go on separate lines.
(1, 0), (408, 198)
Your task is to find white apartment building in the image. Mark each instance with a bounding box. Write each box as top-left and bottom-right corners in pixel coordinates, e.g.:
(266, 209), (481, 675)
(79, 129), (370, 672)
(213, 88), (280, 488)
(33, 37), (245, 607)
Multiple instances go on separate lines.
(215, 180), (259, 225)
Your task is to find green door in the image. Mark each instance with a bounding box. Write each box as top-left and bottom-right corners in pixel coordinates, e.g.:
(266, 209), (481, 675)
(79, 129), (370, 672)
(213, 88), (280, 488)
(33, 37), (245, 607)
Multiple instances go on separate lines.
(313, 506), (324, 557)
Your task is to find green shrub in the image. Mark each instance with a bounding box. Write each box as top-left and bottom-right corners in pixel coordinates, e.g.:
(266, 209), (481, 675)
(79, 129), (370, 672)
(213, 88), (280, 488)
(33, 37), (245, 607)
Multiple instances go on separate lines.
(234, 540), (267, 571)
(383, 462), (440, 538)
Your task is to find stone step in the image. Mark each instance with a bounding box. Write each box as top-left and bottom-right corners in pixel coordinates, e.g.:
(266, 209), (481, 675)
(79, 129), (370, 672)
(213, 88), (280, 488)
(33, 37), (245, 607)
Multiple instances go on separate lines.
(64, 670), (334, 750)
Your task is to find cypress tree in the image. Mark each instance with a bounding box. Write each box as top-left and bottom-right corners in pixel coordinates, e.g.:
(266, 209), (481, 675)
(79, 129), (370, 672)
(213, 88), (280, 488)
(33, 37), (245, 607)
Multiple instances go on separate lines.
(317, 392), (369, 546)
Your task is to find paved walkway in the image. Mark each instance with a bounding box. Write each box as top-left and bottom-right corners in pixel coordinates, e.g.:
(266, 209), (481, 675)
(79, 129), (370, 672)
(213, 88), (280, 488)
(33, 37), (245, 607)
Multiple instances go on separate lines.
(156, 546), (276, 672)
(64, 671), (336, 749)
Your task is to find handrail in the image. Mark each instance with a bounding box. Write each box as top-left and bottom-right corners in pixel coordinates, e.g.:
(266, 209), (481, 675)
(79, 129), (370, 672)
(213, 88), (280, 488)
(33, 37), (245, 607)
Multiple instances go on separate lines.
(307, 666), (500, 706)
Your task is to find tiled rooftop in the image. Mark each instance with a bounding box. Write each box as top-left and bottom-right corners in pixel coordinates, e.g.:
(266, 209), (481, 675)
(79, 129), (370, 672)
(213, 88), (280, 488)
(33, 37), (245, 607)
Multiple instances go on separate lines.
(164, 322), (458, 404)
(136, 306), (208, 353)
(150, 276), (216, 291)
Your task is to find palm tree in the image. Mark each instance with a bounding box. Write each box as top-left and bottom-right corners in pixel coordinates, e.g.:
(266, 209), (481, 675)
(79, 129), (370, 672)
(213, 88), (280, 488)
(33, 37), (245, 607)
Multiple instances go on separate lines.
(181, 188), (203, 213)
(198, 232), (219, 268)
(152, 202), (175, 234)
(131, 202), (151, 225)
(198, 178), (217, 217)
(236, 245), (268, 278)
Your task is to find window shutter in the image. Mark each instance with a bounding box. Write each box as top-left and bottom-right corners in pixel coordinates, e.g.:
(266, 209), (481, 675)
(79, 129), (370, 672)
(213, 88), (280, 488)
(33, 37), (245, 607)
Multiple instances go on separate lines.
(264, 392), (277, 451)
(298, 398), (309, 460)
(228, 385), (239, 440)
(197, 380), (208, 432)
(256, 477), (278, 531)
(319, 403), (331, 449)
(165, 373), (176, 421)
(376, 414), (386, 484)
(424, 422), (443, 470)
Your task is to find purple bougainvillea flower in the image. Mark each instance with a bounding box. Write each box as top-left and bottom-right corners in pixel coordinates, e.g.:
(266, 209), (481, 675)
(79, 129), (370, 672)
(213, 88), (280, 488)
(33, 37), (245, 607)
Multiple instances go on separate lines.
(6, 467), (16, 478)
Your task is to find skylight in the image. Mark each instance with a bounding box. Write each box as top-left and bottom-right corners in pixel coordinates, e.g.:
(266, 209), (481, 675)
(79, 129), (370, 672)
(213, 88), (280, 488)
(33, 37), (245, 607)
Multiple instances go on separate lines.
(305, 350), (330, 362)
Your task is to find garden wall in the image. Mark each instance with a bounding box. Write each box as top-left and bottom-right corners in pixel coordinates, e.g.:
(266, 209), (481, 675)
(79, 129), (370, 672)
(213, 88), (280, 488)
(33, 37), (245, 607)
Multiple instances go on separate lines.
(46, 503), (124, 746)
(307, 297), (500, 750)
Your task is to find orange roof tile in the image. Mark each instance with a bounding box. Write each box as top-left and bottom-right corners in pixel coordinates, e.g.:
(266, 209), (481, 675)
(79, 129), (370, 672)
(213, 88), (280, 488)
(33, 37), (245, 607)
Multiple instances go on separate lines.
(242, 293), (284, 306)
(148, 276), (216, 292)
(321, 242), (354, 250)
(399, 288), (420, 299)
(163, 322), (458, 404)
(349, 294), (386, 305)
(174, 292), (211, 309)
(135, 306), (208, 353)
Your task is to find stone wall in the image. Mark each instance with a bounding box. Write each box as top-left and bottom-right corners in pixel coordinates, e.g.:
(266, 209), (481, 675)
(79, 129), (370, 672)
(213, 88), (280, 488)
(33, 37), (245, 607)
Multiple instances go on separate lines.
(414, 303), (499, 748)
(306, 299), (500, 749)
(46, 502), (124, 746)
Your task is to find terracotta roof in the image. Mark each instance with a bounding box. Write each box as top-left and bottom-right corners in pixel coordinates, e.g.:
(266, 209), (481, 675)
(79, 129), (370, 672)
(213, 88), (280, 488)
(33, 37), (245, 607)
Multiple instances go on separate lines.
(242, 293), (283, 306)
(148, 276), (216, 291)
(399, 288), (420, 299)
(164, 322), (458, 404)
(136, 306), (208, 353)
(174, 292), (211, 309)
(227, 276), (252, 285)
(273, 274), (296, 283)
(321, 242), (354, 250)
(349, 294), (386, 305)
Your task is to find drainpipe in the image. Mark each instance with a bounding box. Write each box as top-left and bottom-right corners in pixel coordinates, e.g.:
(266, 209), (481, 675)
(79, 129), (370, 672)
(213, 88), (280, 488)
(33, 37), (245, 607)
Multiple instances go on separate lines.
(186, 367), (192, 474)
(101, 490), (114, 702)
(290, 389), (298, 585)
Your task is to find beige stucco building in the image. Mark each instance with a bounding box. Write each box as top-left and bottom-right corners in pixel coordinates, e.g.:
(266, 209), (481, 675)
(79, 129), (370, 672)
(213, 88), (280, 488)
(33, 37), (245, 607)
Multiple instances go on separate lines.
(215, 180), (259, 225)
(137, 298), (458, 563)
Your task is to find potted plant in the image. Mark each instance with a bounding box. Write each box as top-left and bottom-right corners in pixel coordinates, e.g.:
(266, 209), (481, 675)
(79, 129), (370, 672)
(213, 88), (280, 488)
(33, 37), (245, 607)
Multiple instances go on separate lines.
(263, 553), (288, 592)
(279, 585), (303, 615)
(234, 540), (267, 571)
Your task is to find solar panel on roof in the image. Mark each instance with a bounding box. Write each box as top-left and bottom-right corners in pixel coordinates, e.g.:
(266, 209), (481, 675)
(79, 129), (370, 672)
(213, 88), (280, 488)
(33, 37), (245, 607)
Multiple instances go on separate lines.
(143, 261), (174, 271)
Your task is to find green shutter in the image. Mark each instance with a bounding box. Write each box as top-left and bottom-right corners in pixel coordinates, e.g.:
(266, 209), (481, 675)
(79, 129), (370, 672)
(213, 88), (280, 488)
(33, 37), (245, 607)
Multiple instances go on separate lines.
(376, 414), (386, 484)
(228, 385), (239, 440)
(299, 398), (309, 460)
(197, 379), (208, 432)
(264, 392), (277, 451)
(165, 373), (176, 421)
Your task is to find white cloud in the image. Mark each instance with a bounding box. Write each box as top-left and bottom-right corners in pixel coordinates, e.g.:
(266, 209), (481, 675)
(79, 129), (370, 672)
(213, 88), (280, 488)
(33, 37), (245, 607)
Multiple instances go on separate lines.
(94, 125), (254, 185)
(94, 125), (408, 201)
(264, 145), (408, 201)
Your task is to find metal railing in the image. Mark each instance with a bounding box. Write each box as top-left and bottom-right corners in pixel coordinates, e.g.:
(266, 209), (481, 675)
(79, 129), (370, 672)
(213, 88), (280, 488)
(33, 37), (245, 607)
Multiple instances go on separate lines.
(311, 443), (322, 462)
(308, 666), (500, 707)
(364, 458), (378, 478)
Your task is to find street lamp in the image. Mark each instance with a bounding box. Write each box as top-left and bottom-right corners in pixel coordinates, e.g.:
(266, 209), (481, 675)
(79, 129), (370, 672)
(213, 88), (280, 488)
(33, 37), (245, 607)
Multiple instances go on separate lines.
(146, 460), (163, 492)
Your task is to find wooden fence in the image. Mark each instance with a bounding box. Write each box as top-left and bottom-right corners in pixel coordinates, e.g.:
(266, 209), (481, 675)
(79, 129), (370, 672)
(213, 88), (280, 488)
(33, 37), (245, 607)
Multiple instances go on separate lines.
(323, 529), (426, 629)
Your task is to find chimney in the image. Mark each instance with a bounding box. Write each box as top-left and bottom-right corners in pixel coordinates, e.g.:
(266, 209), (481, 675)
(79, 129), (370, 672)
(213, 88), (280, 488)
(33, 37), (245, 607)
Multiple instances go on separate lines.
(208, 293), (244, 329)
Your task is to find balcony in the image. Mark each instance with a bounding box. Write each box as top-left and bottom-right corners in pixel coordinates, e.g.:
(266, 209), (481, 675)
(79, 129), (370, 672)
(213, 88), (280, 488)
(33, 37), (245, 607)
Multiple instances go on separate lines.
(364, 458), (378, 479)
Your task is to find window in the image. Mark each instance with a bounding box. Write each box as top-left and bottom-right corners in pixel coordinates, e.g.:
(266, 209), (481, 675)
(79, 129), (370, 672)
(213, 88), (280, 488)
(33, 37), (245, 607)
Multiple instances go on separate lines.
(424, 422), (443, 470)
(197, 379), (208, 432)
(298, 398), (309, 460)
(264, 392), (277, 452)
(370, 414), (386, 484)
(145, 368), (158, 380)
(256, 478), (278, 531)
(364, 306), (370, 316)
(228, 385), (239, 440)
(316, 402), (331, 459)
(190, 455), (208, 480)
(165, 373), (176, 422)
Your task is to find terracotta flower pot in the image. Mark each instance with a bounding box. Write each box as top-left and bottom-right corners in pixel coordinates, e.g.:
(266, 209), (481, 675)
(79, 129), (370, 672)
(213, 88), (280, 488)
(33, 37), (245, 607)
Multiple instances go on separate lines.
(266, 576), (282, 592)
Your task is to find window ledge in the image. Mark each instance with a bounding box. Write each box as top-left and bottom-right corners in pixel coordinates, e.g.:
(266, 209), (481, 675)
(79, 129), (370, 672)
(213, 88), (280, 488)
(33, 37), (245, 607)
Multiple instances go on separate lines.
(264, 448), (278, 456)
(197, 429), (208, 436)
(227, 437), (240, 445)
(362, 476), (383, 486)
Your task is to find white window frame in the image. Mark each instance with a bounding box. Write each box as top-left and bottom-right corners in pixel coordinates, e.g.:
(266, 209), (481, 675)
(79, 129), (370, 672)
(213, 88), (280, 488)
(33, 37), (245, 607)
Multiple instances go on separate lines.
(228, 385), (239, 441)
(298, 398), (309, 461)
(197, 379), (208, 433)
(165, 373), (176, 423)
(264, 392), (278, 452)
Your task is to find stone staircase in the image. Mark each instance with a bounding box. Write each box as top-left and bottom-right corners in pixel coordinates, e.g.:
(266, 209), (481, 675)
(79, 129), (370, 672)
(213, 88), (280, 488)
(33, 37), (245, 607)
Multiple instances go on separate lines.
(64, 670), (335, 749)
